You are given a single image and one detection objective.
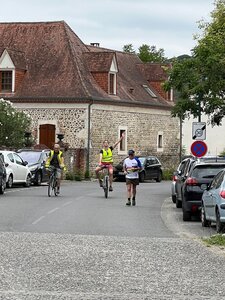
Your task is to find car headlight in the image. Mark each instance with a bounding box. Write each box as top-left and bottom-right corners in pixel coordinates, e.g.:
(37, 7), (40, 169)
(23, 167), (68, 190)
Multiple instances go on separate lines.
(29, 166), (38, 172)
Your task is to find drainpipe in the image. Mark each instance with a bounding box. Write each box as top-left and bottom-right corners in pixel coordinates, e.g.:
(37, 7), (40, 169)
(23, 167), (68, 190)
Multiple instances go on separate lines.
(86, 100), (93, 177)
(179, 116), (182, 163)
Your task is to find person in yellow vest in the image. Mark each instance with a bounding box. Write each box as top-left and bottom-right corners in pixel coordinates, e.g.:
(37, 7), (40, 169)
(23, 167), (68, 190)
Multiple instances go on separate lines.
(95, 132), (125, 191)
(45, 143), (65, 194)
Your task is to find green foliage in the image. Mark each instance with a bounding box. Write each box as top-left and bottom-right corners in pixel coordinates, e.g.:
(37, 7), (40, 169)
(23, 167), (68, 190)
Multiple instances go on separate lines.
(219, 148), (225, 157)
(138, 44), (167, 63)
(202, 234), (225, 247)
(65, 169), (83, 181)
(0, 98), (31, 148)
(123, 43), (167, 63)
(162, 168), (175, 180)
(165, 0), (225, 125)
(123, 44), (136, 54)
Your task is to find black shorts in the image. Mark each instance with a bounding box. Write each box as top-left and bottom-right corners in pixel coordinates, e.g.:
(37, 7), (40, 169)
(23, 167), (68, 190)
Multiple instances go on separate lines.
(126, 178), (139, 185)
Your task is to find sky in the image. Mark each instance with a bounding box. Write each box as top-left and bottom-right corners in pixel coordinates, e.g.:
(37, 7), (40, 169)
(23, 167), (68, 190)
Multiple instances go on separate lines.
(0, 0), (215, 58)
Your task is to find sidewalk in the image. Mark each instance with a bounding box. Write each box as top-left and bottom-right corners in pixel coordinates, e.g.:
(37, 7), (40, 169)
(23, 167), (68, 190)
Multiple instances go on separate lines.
(0, 232), (225, 299)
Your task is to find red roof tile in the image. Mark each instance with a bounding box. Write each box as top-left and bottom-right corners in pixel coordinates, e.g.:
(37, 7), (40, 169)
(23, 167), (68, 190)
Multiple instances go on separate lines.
(0, 21), (173, 108)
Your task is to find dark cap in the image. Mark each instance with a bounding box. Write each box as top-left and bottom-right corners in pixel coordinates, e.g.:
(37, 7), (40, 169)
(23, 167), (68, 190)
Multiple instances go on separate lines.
(128, 149), (135, 155)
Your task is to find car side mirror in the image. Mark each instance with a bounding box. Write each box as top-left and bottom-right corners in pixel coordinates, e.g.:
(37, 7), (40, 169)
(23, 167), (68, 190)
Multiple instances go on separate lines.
(220, 204), (225, 210)
(201, 183), (208, 191)
(23, 161), (28, 166)
(5, 163), (9, 167)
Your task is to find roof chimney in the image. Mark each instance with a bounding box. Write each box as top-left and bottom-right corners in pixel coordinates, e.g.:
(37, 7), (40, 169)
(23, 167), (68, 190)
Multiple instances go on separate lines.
(90, 43), (100, 47)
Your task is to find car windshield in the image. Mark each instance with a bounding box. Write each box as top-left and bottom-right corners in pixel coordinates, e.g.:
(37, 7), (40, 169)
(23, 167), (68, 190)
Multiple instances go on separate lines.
(191, 165), (225, 179)
(137, 157), (145, 166)
(18, 152), (41, 164)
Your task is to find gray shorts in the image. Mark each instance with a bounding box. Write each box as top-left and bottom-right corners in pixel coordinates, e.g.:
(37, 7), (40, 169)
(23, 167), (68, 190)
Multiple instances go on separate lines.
(126, 178), (139, 185)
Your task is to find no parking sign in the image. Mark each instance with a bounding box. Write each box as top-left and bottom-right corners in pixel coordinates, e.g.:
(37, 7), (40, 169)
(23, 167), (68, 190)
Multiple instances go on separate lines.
(191, 141), (208, 158)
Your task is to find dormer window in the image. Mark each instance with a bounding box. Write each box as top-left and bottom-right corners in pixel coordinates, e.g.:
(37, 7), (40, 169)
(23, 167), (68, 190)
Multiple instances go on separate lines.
(109, 55), (118, 95)
(109, 72), (116, 95)
(0, 49), (16, 93)
(1, 71), (12, 91)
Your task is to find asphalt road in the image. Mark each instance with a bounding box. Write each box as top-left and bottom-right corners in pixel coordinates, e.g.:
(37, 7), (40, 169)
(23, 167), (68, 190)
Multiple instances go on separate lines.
(0, 180), (174, 237)
(0, 180), (224, 299)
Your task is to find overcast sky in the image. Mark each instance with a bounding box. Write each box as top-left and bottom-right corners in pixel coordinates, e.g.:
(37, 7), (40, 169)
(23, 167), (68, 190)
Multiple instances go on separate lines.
(0, 0), (215, 58)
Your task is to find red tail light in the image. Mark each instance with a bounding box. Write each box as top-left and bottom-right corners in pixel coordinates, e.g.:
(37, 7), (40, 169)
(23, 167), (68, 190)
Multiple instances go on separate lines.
(220, 191), (225, 199)
(186, 177), (198, 186)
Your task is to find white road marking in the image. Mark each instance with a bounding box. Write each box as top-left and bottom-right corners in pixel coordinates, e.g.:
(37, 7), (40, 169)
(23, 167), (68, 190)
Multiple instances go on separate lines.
(62, 201), (72, 207)
(32, 216), (45, 225)
(47, 207), (59, 214)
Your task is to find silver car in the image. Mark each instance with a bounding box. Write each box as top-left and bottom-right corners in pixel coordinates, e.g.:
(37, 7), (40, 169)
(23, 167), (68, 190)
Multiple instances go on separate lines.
(201, 169), (225, 233)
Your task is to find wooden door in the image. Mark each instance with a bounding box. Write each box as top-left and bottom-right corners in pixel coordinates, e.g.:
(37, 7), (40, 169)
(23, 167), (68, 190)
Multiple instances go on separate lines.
(39, 124), (55, 149)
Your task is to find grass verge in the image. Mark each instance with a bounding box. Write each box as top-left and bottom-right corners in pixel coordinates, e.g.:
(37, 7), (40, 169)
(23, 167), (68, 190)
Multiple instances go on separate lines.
(202, 234), (225, 247)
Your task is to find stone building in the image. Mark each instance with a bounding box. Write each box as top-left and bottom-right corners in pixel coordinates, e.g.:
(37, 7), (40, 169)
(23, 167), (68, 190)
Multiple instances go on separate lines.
(0, 21), (179, 175)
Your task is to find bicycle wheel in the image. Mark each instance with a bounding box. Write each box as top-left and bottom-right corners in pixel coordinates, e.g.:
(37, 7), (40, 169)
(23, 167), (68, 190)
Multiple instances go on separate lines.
(104, 176), (109, 198)
(53, 177), (58, 196)
(48, 175), (53, 197)
(48, 174), (56, 197)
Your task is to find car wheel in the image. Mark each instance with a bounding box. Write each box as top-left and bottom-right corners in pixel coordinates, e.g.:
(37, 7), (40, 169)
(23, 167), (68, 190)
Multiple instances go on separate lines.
(156, 171), (162, 182)
(7, 175), (13, 188)
(176, 197), (182, 208)
(0, 178), (5, 194)
(139, 172), (145, 183)
(172, 194), (176, 203)
(35, 172), (42, 186)
(201, 205), (211, 227)
(24, 174), (31, 187)
(183, 210), (191, 221)
(216, 209), (225, 233)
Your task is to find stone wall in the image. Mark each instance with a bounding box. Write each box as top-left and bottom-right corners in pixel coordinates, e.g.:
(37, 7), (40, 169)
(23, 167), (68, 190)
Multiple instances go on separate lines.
(89, 105), (180, 174)
(17, 103), (180, 176)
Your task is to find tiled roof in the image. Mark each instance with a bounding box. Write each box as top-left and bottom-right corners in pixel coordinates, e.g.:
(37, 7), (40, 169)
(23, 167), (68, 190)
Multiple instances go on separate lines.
(0, 21), (173, 108)
(0, 48), (27, 70)
(83, 52), (115, 72)
(137, 63), (170, 81)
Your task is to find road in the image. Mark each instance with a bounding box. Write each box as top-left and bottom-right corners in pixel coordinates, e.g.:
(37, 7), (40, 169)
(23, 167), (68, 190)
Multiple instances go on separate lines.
(0, 180), (224, 299)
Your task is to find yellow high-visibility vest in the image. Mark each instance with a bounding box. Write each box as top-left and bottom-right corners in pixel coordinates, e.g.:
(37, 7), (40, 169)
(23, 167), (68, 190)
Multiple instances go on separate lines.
(45, 150), (63, 167)
(101, 148), (113, 163)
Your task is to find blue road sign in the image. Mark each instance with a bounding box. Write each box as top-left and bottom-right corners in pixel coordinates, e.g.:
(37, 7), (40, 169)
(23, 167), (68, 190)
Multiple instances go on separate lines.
(191, 141), (208, 157)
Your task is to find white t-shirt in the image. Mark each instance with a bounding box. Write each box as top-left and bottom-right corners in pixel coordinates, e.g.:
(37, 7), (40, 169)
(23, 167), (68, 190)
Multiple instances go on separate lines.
(123, 157), (141, 179)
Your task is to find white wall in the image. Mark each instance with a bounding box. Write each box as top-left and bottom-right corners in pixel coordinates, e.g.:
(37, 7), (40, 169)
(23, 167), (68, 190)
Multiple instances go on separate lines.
(182, 115), (225, 156)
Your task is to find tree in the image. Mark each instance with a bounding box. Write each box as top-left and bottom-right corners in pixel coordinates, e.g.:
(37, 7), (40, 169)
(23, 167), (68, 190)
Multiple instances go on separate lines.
(123, 43), (167, 63)
(0, 98), (32, 148)
(138, 44), (167, 63)
(165, 0), (225, 125)
(123, 44), (136, 54)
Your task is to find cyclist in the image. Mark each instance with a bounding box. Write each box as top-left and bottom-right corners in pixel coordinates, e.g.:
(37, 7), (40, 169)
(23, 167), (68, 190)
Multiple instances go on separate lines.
(95, 132), (125, 191)
(123, 149), (142, 206)
(45, 143), (65, 194)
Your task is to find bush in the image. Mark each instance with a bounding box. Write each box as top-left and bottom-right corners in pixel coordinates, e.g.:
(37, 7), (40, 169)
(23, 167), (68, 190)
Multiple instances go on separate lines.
(162, 168), (175, 180)
(0, 98), (31, 148)
(65, 169), (83, 181)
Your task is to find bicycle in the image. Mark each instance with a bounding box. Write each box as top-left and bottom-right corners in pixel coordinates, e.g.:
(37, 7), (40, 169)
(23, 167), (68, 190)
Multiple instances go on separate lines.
(101, 165), (110, 198)
(47, 166), (58, 197)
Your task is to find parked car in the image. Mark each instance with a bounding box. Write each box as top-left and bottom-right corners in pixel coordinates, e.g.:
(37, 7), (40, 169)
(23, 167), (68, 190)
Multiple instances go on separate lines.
(174, 157), (196, 208)
(171, 170), (178, 203)
(175, 155), (225, 208)
(114, 156), (163, 182)
(181, 160), (225, 221)
(201, 169), (225, 233)
(0, 153), (7, 194)
(17, 149), (50, 185)
(0, 150), (31, 188)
